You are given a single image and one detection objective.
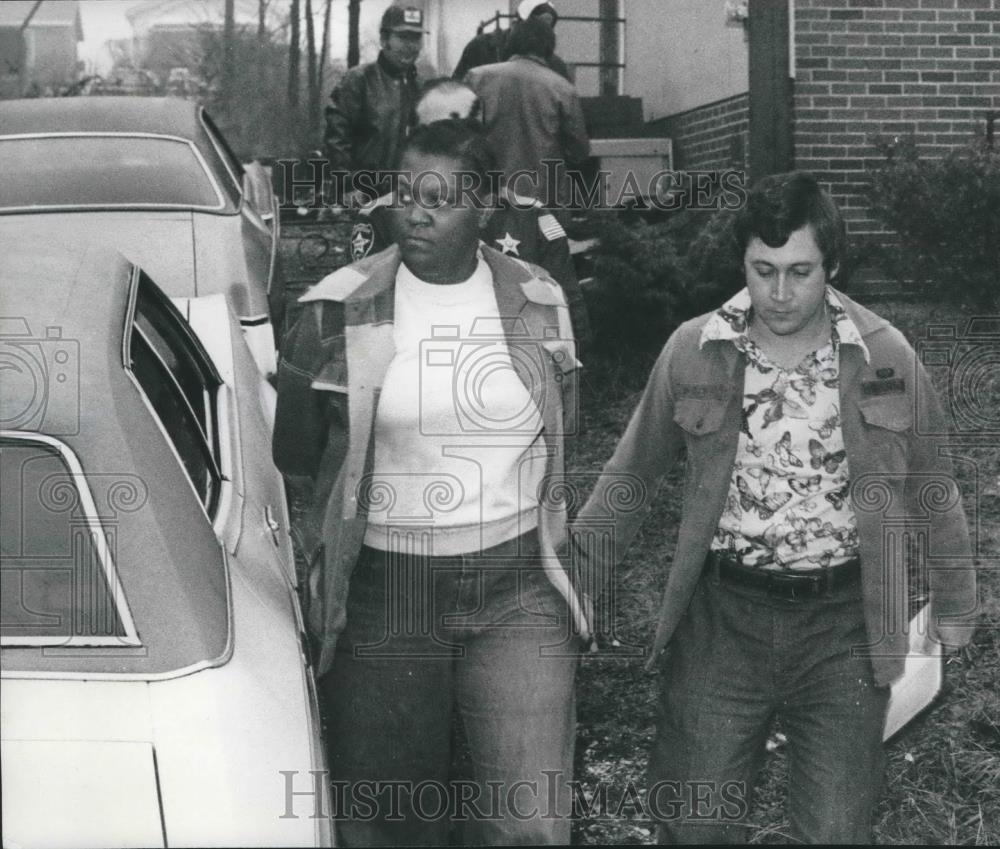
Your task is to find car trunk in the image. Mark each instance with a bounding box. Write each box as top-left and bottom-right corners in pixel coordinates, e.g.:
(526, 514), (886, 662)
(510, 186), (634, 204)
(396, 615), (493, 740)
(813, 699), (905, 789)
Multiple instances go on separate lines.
(0, 212), (197, 297)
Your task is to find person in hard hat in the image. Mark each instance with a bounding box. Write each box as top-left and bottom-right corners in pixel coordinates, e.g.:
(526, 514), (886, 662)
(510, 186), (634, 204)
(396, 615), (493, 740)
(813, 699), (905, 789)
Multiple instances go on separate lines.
(466, 18), (590, 218)
(453, 1), (569, 81)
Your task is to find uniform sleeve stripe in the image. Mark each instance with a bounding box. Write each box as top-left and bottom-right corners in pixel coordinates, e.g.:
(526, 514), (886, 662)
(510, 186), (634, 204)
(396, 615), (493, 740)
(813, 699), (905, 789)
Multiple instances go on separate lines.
(537, 213), (566, 241)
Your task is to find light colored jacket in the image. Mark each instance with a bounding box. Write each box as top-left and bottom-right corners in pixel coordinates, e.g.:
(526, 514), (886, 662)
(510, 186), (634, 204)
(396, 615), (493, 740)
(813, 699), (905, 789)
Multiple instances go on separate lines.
(273, 244), (588, 675)
(466, 55), (590, 210)
(571, 289), (978, 686)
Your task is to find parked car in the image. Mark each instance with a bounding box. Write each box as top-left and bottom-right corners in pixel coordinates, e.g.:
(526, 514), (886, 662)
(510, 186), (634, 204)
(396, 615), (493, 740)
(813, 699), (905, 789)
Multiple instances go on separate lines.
(0, 96), (285, 375)
(0, 237), (331, 847)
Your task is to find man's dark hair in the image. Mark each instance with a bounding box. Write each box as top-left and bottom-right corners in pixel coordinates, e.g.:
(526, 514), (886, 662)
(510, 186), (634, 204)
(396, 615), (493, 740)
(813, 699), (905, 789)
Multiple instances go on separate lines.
(734, 171), (846, 278)
(507, 16), (556, 60)
(403, 118), (496, 187)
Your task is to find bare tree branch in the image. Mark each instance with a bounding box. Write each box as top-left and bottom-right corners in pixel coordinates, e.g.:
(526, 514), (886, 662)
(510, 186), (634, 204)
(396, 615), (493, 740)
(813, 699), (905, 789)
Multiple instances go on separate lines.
(305, 0), (318, 139)
(288, 0), (300, 109)
(318, 0), (332, 94)
(348, 0), (361, 69)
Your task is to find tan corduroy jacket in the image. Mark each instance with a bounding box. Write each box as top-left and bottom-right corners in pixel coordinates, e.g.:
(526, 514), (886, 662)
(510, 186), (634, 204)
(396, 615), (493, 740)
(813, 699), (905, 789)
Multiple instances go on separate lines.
(273, 244), (588, 675)
(571, 289), (978, 686)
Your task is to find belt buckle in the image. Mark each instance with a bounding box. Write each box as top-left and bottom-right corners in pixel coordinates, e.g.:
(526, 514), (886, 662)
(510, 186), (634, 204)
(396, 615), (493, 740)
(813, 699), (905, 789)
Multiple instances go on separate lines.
(767, 570), (796, 600)
(768, 569), (820, 600)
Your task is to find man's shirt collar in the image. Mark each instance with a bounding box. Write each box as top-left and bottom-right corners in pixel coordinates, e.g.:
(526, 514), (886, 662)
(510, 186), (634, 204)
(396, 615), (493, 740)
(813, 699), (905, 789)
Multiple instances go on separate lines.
(699, 286), (870, 363)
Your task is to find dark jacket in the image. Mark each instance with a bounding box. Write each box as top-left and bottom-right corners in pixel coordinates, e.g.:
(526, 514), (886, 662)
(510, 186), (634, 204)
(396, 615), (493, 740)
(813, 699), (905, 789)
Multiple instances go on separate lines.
(571, 290), (978, 686)
(453, 28), (569, 81)
(323, 52), (418, 188)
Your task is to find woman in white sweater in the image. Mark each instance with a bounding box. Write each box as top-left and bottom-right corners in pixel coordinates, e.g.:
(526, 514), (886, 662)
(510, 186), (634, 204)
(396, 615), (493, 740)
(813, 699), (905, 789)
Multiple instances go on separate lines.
(273, 119), (586, 845)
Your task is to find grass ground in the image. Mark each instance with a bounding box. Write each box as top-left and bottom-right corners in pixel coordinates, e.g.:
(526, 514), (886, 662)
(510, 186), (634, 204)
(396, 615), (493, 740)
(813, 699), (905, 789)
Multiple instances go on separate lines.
(571, 301), (1000, 845)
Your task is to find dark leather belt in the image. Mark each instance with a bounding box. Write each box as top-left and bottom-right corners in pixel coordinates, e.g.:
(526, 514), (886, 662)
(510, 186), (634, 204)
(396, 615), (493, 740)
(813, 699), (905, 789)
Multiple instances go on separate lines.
(706, 550), (861, 599)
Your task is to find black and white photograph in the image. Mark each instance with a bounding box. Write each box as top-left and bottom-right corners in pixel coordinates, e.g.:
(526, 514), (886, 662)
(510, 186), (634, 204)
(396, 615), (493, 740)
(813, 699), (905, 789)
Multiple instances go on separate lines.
(1, 0), (998, 845)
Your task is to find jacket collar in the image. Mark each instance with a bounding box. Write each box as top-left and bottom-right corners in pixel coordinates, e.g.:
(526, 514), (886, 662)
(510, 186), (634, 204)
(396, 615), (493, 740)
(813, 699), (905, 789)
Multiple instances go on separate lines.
(699, 285), (875, 363)
(300, 243), (559, 325)
(509, 54), (550, 69)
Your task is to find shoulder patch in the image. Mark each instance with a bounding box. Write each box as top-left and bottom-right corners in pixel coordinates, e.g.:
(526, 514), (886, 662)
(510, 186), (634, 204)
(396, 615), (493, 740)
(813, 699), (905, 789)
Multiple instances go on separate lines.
(299, 266), (369, 303)
(537, 212), (566, 241)
(350, 222), (375, 261)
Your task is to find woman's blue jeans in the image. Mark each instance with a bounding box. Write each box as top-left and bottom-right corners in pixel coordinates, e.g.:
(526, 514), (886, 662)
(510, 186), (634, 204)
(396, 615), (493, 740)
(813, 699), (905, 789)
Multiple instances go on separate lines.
(321, 531), (580, 846)
(650, 568), (890, 844)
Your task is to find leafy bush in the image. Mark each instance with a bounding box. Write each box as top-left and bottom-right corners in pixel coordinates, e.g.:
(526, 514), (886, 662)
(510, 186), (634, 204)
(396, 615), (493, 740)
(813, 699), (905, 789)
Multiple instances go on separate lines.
(583, 209), (744, 357)
(866, 136), (1000, 308)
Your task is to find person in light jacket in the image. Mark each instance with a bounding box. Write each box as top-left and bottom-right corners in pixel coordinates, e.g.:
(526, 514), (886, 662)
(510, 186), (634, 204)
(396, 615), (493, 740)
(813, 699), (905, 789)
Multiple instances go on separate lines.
(465, 17), (590, 219)
(274, 119), (587, 845)
(569, 171), (978, 843)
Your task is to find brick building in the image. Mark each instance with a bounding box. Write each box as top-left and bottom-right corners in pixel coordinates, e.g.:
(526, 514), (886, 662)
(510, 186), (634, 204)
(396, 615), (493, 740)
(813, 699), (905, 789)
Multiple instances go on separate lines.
(793, 0), (1000, 235)
(637, 0), (1000, 238)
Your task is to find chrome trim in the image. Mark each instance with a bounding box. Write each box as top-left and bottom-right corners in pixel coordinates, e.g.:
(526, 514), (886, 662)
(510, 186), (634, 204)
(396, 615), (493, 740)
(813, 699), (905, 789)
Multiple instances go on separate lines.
(0, 431), (142, 649)
(211, 383), (244, 556)
(198, 110), (243, 194)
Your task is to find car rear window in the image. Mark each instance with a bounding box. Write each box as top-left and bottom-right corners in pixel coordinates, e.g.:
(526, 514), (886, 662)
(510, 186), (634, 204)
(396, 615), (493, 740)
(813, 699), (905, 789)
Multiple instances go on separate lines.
(0, 135), (223, 211)
(0, 436), (139, 647)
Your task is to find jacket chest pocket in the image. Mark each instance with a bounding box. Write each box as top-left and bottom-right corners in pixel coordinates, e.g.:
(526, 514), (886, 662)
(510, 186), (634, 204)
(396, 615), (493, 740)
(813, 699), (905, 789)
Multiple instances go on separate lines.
(860, 394), (912, 432)
(858, 394), (912, 471)
(673, 397), (732, 499)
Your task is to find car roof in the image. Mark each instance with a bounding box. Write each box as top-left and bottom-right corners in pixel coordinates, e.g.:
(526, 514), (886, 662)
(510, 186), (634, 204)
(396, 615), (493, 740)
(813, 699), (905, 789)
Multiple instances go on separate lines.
(0, 96), (242, 215)
(1, 236), (230, 678)
(0, 96), (205, 139)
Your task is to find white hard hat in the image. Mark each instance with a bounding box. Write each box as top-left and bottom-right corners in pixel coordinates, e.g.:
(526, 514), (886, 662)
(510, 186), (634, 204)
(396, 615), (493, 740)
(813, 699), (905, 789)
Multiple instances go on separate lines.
(416, 81), (479, 124)
(517, 1), (558, 23)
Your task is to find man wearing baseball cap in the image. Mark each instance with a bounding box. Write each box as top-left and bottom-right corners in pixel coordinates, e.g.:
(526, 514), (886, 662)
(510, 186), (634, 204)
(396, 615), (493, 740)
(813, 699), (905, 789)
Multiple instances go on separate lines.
(453, 0), (569, 81)
(323, 5), (427, 198)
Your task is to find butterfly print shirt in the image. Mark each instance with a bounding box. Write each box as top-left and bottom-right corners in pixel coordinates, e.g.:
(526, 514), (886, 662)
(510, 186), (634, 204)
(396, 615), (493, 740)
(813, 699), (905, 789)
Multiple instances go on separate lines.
(701, 287), (871, 572)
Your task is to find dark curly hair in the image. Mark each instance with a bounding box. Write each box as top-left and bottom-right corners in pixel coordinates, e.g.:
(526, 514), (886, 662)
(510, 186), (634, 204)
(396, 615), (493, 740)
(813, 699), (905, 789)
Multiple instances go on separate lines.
(507, 16), (556, 60)
(402, 118), (497, 188)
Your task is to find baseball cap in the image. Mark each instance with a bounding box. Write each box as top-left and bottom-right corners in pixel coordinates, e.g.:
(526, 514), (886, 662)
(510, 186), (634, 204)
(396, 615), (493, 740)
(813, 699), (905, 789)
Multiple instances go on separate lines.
(381, 6), (427, 33)
(517, 1), (558, 23)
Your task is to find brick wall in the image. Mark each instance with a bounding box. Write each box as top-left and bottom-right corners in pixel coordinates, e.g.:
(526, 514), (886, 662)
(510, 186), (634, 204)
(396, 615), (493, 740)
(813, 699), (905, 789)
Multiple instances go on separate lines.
(651, 92), (750, 172)
(793, 0), (1000, 236)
